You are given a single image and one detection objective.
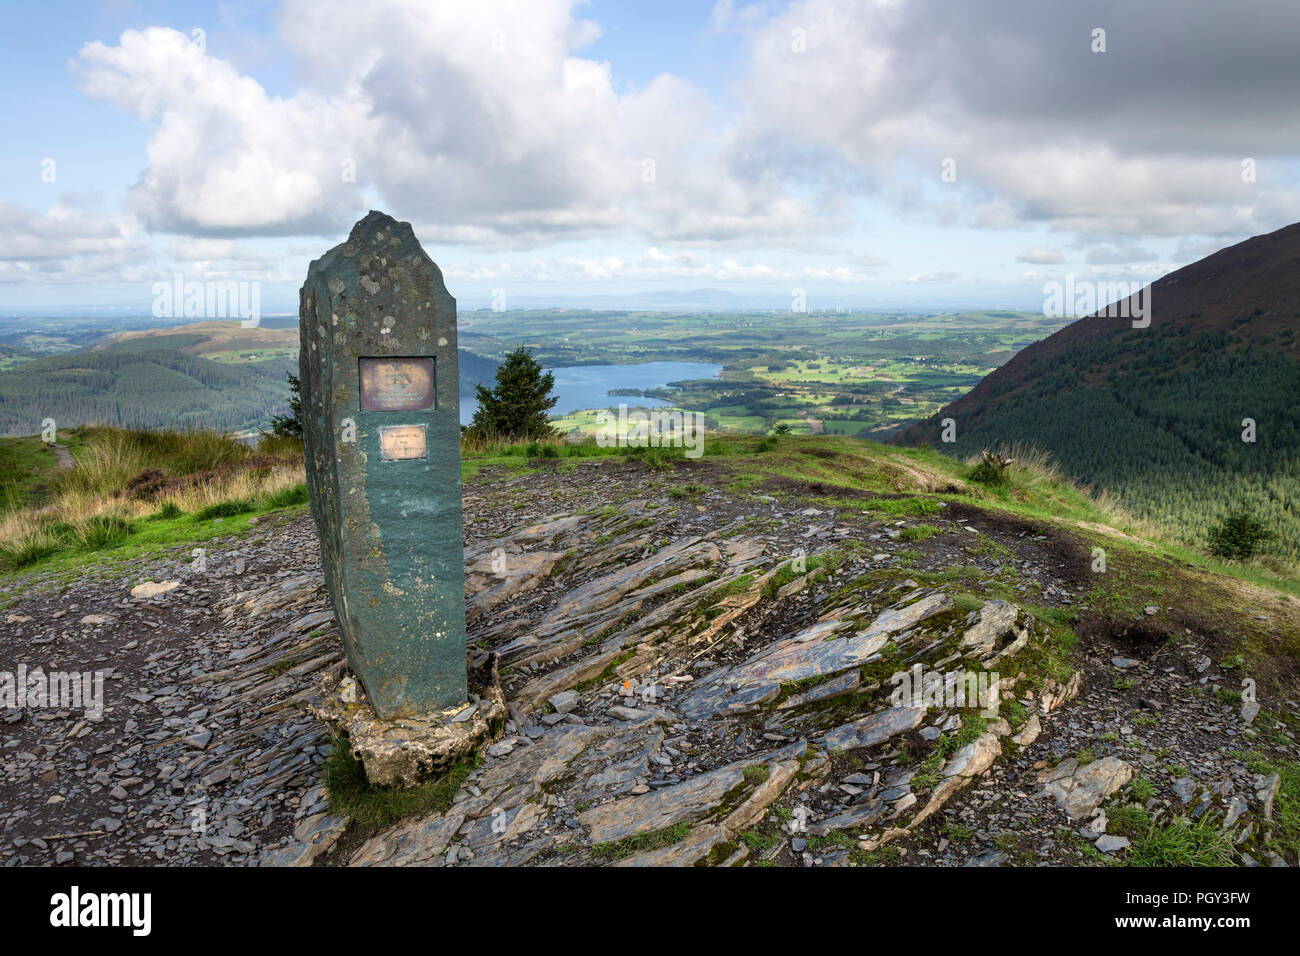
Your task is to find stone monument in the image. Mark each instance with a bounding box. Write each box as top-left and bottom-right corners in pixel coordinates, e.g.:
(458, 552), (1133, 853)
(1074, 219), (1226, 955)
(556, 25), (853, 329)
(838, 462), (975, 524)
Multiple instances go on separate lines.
(299, 210), (468, 719)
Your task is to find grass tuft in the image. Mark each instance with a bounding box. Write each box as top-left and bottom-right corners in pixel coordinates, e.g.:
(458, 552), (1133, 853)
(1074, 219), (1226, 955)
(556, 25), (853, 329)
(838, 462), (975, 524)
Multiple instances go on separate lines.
(1125, 814), (1237, 866)
(0, 426), (306, 575)
(591, 822), (690, 860)
(323, 735), (479, 830)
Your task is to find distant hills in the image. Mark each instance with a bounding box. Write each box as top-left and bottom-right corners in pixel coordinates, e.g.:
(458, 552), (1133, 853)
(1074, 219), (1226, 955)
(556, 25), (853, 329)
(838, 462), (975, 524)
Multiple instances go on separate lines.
(896, 223), (1300, 560)
(0, 322), (499, 437)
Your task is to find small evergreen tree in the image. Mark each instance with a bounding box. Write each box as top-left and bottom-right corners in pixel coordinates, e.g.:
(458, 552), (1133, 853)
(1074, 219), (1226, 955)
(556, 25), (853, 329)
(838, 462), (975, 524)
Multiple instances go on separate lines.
(1207, 505), (1271, 560)
(270, 372), (304, 438)
(470, 347), (558, 440)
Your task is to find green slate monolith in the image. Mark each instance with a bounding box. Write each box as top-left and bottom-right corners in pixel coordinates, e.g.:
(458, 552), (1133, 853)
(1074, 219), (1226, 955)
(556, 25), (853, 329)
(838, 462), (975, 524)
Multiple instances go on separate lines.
(299, 210), (467, 719)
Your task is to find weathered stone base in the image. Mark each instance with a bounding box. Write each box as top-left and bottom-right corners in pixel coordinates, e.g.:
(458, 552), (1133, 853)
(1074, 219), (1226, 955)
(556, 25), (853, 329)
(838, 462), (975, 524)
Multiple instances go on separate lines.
(310, 653), (506, 789)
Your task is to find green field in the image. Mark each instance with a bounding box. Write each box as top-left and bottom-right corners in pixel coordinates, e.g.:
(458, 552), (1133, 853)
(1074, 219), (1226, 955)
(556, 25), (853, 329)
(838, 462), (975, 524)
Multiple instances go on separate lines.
(207, 347), (298, 364)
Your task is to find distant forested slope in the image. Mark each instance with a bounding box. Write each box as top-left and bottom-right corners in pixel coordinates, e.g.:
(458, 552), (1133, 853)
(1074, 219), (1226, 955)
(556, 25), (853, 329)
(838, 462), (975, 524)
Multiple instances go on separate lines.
(896, 222), (1300, 561)
(0, 348), (296, 434)
(456, 349), (500, 399)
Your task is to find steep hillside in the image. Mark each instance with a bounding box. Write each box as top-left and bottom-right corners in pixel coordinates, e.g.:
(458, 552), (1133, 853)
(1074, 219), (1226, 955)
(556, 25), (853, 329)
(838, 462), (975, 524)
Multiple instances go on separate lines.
(895, 223), (1300, 561)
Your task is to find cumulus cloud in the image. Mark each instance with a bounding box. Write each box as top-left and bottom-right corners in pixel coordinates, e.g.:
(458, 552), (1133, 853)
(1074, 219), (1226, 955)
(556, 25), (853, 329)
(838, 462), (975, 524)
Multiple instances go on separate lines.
(0, 201), (298, 288)
(74, 4), (821, 246)
(0, 202), (131, 261)
(77, 26), (374, 236)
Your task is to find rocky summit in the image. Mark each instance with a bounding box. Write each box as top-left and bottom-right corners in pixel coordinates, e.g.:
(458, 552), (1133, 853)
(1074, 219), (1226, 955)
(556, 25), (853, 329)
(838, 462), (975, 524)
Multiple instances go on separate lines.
(1, 441), (1296, 868)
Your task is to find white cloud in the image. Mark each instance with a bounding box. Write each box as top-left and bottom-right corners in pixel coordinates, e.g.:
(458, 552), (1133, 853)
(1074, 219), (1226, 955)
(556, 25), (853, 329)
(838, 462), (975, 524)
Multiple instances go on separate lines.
(78, 27), (373, 235)
(0, 202), (132, 261)
(74, 5), (818, 246)
(905, 271), (960, 284)
(1085, 242), (1159, 265)
(0, 202), (150, 285)
(1017, 247), (1064, 265)
(0, 201), (300, 289)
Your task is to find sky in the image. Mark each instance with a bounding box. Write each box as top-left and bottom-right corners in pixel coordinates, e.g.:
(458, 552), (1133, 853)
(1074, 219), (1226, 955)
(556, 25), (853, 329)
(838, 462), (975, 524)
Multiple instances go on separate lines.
(3, 0), (1300, 313)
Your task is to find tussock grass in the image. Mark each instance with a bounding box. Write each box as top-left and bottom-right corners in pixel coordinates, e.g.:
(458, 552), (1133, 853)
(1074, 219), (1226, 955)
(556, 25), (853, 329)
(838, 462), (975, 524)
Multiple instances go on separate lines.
(0, 425), (305, 572)
(57, 426), (248, 498)
(152, 501), (183, 520)
(963, 442), (1140, 528)
(263, 483), (309, 509)
(255, 433), (304, 458)
(899, 523), (941, 541)
(195, 497), (257, 521)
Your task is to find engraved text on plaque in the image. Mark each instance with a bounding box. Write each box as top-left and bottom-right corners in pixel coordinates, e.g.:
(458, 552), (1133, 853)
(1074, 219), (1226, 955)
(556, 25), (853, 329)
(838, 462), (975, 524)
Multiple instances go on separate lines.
(379, 424), (429, 460)
(359, 357), (437, 411)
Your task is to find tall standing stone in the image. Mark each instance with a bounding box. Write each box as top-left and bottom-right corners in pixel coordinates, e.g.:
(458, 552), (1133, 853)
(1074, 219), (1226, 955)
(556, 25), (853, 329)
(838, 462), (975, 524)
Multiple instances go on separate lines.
(299, 210), (466, 719)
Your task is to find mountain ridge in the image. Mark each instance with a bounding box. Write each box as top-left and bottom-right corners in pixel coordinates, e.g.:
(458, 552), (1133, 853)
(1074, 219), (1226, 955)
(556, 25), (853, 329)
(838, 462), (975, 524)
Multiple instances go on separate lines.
(895, 222), (1300, 561)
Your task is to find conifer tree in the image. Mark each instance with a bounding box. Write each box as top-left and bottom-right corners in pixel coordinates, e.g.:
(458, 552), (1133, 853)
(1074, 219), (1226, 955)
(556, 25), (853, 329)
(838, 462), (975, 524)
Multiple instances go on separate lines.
(270, 373), (303, 438)
(470, 347), (558, 439)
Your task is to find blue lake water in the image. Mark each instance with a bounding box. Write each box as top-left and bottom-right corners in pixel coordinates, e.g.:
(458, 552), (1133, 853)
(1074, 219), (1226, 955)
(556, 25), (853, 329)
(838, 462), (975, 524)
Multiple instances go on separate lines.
(461, 360), (722, 424)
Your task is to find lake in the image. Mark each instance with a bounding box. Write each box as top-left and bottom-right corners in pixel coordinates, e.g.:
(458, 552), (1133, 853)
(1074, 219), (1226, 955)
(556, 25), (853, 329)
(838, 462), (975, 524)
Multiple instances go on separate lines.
(461, 360), (722, 424)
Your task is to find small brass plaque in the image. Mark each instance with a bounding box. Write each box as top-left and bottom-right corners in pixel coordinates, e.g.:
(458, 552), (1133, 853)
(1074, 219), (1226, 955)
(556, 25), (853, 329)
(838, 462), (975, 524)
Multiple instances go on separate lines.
(379, 425), (428, 461)
(359, 357), (436, 411)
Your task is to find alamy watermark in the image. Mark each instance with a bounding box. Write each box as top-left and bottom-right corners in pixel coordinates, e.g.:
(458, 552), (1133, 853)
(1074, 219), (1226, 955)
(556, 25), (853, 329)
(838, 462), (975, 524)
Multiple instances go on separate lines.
(596, 404), (707, 458)
(50, 886), (150, 936)
(1, 665), (106, 719)
(1042, 274), (1150, 328)
(152, 275), (261, 328)
(889, 663), (999, 717)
